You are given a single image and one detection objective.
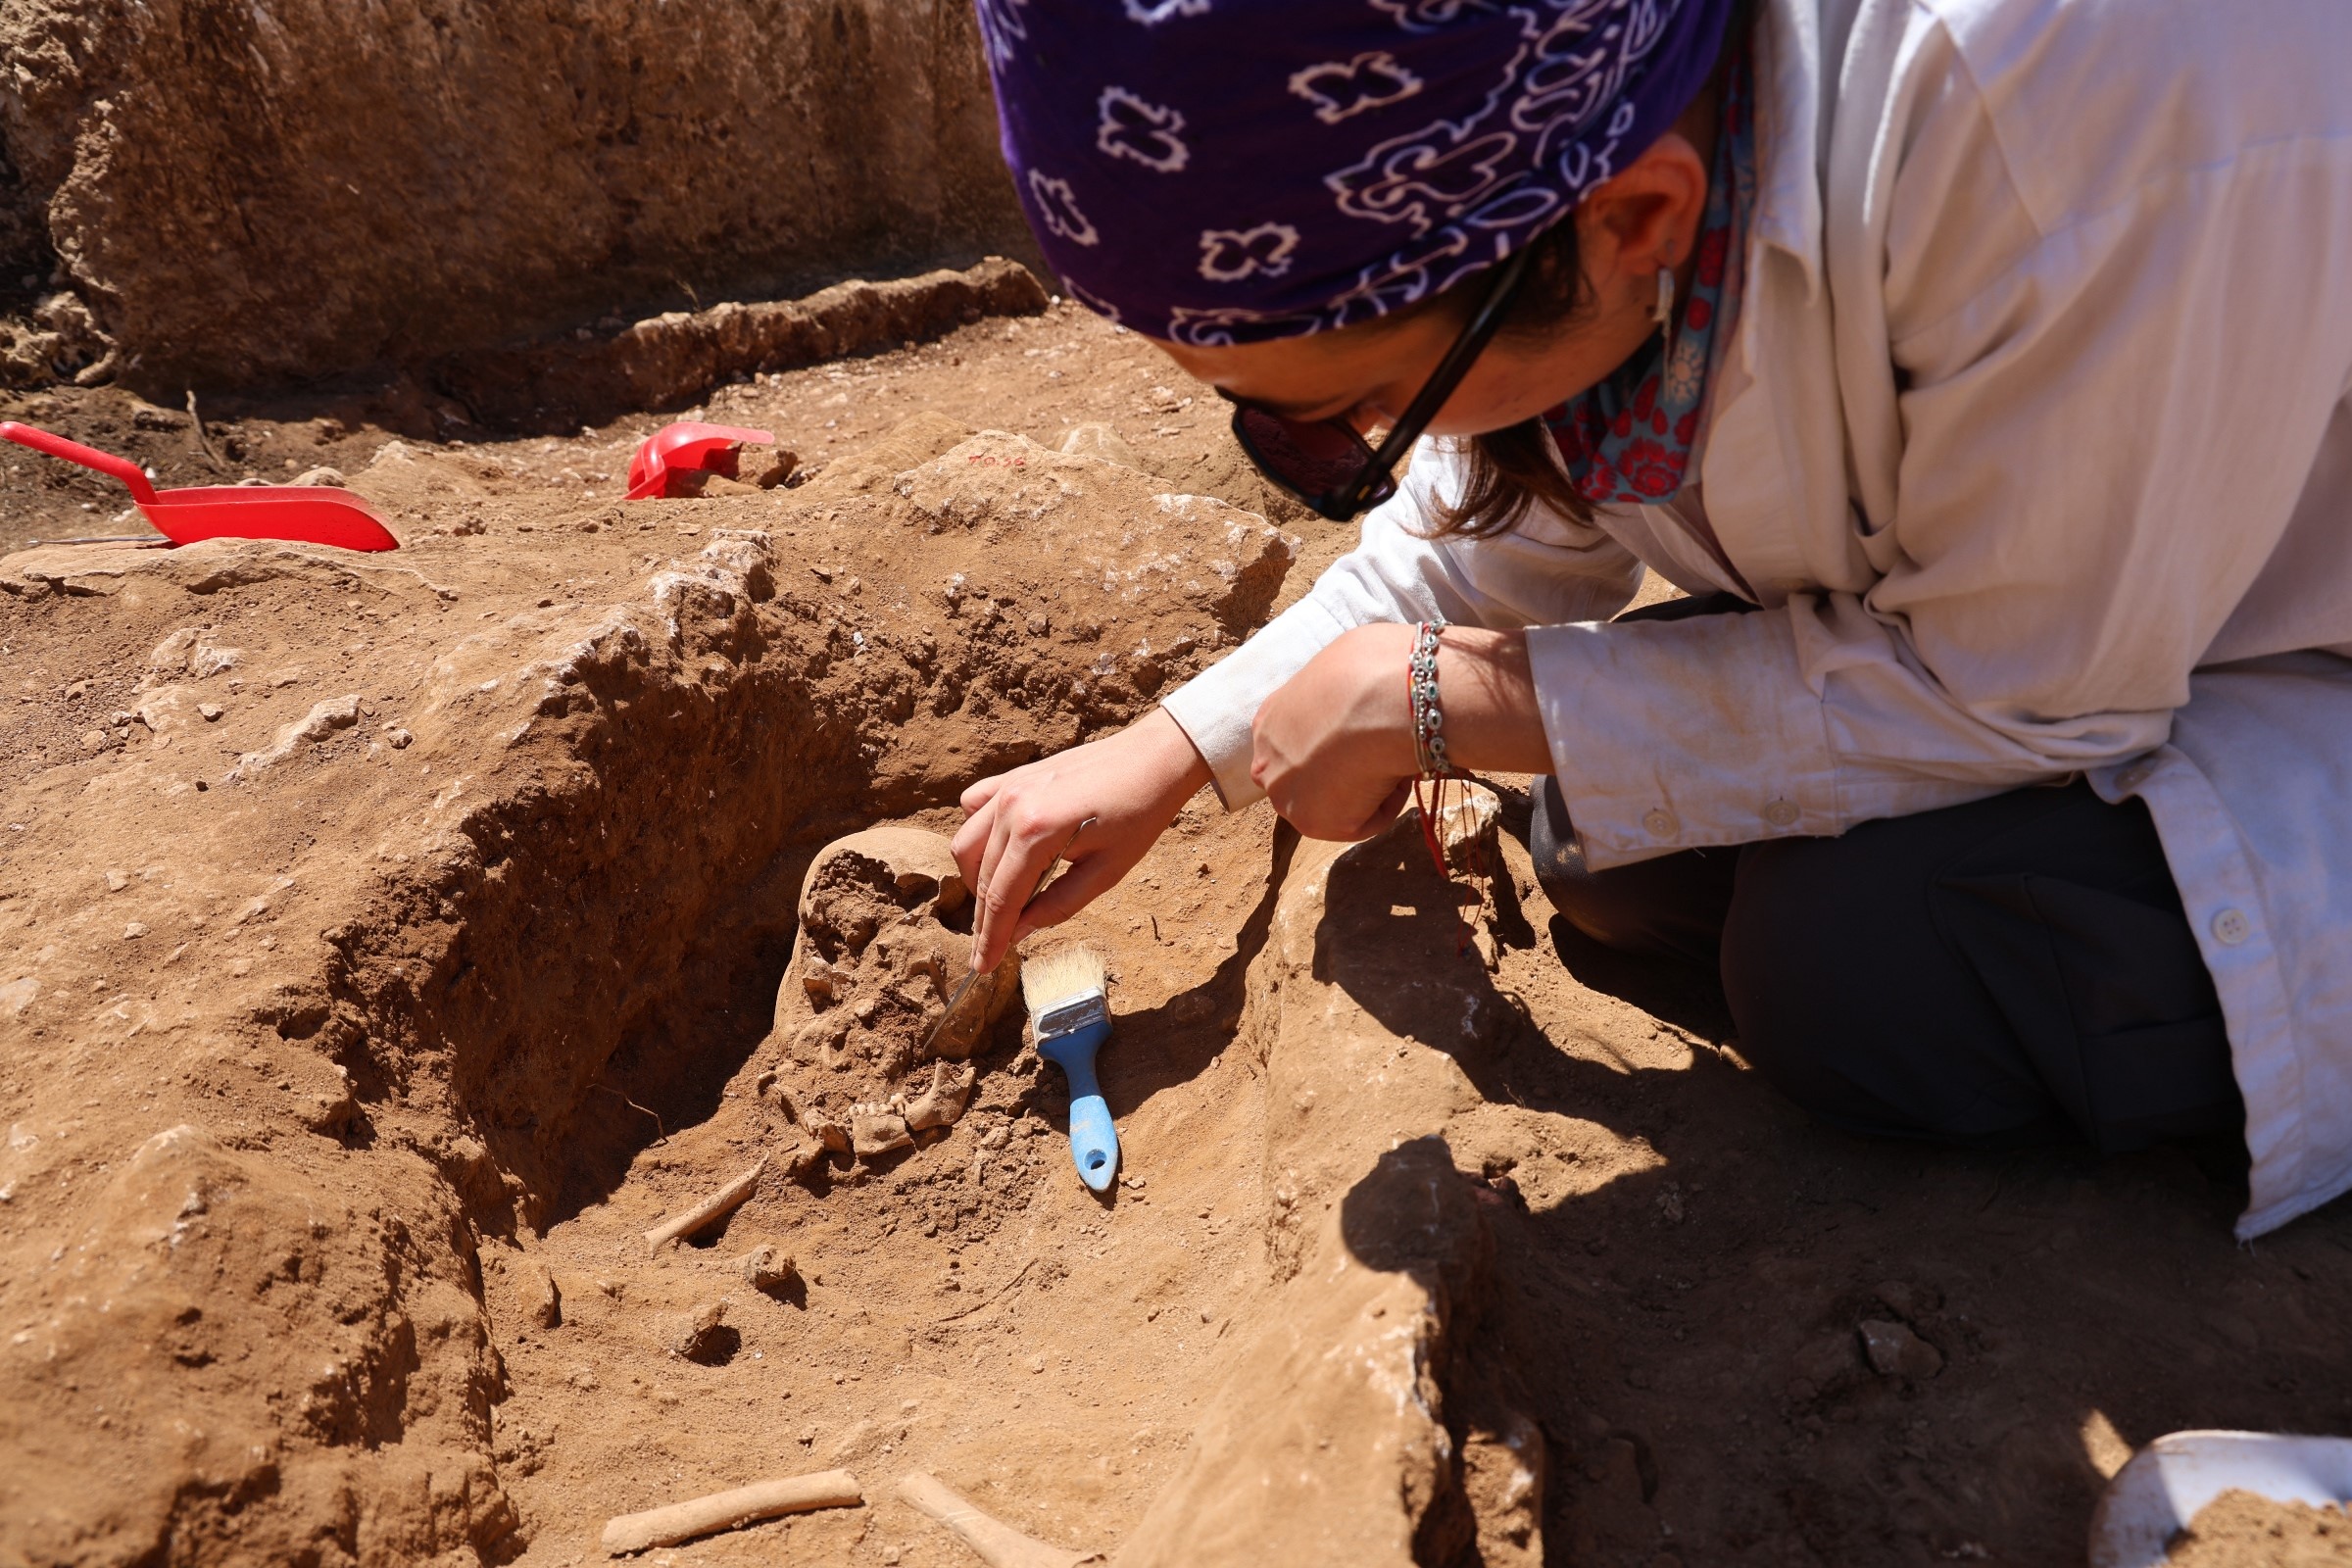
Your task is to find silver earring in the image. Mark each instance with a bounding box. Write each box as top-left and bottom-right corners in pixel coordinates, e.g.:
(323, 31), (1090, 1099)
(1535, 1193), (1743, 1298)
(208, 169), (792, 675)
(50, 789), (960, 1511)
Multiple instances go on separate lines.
(1646, 267), (1684, 373)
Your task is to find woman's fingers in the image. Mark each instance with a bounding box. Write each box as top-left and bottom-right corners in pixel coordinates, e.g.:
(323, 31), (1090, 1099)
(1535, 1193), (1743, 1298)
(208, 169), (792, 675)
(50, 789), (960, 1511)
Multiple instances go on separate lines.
(971, 807), (1067, 973)
(1248, 623), (1425, 841)
(1008, 850), (1125, 947)
(959, 771), (1009, 814)
(950, 709), (1217, 972)
(969, 802), (1024, 965)
(951, 789), (998, 889)
(1341, 779), (1416, 842)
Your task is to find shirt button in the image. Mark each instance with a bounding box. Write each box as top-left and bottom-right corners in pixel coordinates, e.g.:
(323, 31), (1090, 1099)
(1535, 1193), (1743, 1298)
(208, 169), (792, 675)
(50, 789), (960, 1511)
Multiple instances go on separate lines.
(2211, 907), (2251, 947)
(1642, 808), (1679, 839)
(1763, 800), (1799, 828)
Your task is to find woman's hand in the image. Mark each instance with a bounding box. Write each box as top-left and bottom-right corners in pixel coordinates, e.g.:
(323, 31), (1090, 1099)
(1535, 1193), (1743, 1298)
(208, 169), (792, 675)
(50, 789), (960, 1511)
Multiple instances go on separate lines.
(953, 706), (1213, 975)
(1249, 622), (1421, 840)
(1250, 622), (1553, 839)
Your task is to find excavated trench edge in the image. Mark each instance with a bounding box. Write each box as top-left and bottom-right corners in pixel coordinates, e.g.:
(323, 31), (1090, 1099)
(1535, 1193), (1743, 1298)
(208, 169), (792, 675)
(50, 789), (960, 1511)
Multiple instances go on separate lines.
(263, 535), (1339, 1559)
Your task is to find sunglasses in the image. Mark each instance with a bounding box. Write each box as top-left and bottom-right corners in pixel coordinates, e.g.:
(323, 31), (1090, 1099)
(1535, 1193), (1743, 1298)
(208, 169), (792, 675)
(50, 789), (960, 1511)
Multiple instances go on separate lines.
(1220, 243), (1538, 522)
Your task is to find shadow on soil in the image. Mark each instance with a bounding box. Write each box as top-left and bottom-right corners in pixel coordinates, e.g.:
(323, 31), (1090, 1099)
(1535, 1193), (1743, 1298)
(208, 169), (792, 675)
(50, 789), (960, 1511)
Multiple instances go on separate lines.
(1313, 818), (2352, 1568)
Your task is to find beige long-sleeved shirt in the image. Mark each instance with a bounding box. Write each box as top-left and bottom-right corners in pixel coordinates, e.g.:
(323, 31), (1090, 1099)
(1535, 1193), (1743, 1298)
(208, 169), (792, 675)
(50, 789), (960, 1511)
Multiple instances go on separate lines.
(1161, 0), (2352, 1238)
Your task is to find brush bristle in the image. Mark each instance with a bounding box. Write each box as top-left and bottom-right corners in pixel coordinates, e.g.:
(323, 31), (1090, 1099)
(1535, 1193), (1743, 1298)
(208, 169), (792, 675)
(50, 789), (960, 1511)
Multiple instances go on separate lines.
(1021, 945), (1106, 1015)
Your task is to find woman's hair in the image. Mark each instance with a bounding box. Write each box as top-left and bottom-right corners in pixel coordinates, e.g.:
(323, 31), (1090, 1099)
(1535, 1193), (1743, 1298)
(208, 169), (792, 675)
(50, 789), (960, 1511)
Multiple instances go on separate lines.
(1420, 217), (1600, 539)
(1405, 0), (1744, 540)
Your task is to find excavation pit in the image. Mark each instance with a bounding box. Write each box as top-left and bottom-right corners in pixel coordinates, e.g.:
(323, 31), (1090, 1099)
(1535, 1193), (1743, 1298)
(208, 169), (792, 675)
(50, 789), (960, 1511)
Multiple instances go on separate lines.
(4, 308), (2349, 1568)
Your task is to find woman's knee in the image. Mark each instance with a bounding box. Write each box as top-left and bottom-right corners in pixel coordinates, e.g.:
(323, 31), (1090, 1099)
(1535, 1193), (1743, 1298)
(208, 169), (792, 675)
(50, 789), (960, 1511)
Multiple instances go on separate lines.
(1719, 833), (2064, 1147)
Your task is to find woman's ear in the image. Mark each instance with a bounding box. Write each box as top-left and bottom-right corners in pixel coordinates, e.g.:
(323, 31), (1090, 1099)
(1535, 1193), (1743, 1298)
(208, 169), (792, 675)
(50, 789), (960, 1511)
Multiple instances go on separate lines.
(1575, 131), (1710, 295)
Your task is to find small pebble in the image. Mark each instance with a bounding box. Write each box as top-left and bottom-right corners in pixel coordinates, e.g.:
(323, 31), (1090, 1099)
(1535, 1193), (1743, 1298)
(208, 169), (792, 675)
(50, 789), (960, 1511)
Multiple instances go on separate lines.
(198, 703), (222, 721)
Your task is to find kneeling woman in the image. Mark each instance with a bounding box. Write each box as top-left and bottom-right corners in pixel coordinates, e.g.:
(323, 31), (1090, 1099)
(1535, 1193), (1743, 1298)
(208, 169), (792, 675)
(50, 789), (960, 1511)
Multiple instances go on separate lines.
(953, 0), (2352, 1238)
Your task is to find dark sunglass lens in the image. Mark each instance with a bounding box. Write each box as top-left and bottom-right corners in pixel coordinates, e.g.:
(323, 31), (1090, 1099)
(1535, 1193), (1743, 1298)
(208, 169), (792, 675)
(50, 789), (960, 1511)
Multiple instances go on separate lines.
(1235, 407), (1371, 498)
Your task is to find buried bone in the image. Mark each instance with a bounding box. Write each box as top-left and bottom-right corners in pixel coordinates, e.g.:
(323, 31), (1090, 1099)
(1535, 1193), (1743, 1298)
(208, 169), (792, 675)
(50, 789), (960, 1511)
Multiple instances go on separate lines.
(600, 1468), (863, 1556)
(897, 1472), (1103, 1568)
(767, 827), (1019, 1173)
(903, 1059), (977, 1132)
(642, 1157), (764, 1255)
(850, 1104), (911, 1158)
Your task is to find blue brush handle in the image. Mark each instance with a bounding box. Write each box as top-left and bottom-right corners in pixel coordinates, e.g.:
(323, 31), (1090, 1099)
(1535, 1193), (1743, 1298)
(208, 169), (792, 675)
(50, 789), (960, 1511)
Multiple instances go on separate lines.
(1037, 1018), (1118, 1193)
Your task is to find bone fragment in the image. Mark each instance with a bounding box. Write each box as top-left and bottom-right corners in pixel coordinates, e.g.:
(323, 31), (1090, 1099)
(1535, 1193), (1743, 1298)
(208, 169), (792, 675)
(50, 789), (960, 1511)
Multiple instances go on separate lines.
(740, 1244), (797, 1290)
(776, 1127), (828, 1179)
(904, 1059), (977, 1132)
(792, 1011), (849, 1063)
(642, 1157), (764, 1255)
(851, 1105), (911, 1158)
(804, 1113), (851, 1154)
(896, 1472), (1103, 1568)
(665, 1299), (732, 1362)
(600, 1468), (863, 1556)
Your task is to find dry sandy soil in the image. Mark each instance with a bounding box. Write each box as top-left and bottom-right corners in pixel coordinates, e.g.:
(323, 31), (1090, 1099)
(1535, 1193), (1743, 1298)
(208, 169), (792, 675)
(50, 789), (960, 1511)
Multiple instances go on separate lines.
(3, 304), (2349, 1568)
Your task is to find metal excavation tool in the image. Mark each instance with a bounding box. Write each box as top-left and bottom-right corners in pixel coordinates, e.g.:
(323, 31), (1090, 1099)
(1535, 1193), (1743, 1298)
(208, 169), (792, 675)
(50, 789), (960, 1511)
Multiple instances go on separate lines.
(2, 420), (400, 552)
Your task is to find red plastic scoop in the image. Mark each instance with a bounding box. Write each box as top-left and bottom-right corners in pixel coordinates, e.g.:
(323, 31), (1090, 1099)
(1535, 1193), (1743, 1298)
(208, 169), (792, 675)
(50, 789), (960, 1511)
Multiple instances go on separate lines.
(2, 420), (399, 552)
(626, 421), (776, 500)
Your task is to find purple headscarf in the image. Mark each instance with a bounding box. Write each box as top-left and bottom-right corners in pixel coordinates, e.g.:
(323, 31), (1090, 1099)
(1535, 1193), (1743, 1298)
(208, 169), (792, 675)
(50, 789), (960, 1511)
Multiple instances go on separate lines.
(979, 0), (1738, 346)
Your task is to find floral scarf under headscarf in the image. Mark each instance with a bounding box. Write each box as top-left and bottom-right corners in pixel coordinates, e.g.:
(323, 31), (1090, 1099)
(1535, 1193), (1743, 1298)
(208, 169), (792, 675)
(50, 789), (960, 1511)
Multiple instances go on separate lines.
(1541, 31), (1753, 506)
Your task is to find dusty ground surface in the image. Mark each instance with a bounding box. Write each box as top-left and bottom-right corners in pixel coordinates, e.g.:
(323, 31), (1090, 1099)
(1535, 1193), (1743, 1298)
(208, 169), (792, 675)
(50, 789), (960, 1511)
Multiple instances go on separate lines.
(3, 304), (2350, 1568)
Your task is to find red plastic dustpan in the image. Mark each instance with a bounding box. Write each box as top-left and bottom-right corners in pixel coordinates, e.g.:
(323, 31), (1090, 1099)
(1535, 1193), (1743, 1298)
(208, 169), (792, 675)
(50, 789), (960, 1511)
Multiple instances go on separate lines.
(626, 421), (776, 500)
(2, 420), (400, 552)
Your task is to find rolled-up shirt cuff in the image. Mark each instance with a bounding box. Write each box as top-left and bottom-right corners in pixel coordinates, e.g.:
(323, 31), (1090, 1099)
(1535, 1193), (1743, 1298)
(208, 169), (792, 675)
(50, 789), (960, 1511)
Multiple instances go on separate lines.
(1159, 595), (1352, 809)
(1526, 611), (1842, 868)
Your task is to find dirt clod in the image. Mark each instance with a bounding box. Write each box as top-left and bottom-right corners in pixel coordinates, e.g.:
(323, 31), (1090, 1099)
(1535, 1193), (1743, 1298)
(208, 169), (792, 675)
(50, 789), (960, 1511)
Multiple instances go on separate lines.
(739, 1246), (797, 1292)
(668, 1300), (736, 1364)
(1859, 1318), (1945, 1380)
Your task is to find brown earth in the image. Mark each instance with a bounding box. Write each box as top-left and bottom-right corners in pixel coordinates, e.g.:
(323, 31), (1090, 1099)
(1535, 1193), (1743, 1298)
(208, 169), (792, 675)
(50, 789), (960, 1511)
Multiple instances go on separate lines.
(2168, 1493), (2352, 1567)
(3, 304), (2350, 1568)
(0, 0), (1042, 393)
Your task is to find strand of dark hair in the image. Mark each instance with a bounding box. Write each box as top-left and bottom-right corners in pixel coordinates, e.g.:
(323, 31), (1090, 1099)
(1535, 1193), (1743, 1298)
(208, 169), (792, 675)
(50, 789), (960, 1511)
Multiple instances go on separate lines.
(1421, 1), (1745, 540)
(1425, 216), (1599, 539)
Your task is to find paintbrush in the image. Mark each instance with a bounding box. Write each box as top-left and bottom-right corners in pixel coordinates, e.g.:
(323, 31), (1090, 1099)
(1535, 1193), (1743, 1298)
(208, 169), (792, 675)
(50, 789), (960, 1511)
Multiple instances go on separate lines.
(1020, 946), (1118, 1193)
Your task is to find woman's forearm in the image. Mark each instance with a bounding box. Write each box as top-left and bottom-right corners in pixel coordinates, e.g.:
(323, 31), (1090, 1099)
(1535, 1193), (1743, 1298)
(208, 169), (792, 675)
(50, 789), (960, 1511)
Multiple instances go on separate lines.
(1432, 626), (1555, 776)
(1249, 621), (1559, 840)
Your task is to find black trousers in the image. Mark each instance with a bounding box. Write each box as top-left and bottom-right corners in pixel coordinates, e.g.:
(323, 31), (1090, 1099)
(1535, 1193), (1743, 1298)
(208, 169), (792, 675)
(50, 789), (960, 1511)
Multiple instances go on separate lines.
(1531, 598), (2243, 1155)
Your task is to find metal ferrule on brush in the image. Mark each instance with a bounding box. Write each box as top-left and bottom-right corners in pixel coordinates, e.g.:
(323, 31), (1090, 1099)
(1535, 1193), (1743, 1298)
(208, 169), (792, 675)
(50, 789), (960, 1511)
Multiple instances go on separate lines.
(1033, 992), (1107, 1040)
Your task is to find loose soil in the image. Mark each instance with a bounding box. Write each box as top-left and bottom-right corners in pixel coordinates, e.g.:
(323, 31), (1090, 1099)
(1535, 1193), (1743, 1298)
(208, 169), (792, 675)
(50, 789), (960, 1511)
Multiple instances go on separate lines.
(2169, 1493), (2352, 1567)
(2, 304), (2348, 1568)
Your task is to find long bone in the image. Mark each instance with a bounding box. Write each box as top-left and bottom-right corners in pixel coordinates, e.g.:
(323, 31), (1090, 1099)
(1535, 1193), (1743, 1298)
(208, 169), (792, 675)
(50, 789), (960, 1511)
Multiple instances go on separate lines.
(641, 1156), (764, 1255)
(600, 1468), (862, 1555)
(897, 1472), (1103, 1568)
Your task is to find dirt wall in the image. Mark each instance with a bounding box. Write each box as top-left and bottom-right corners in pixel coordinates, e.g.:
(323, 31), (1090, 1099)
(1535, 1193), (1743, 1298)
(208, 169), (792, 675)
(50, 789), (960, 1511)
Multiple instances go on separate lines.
(0, 0), (1040, 395)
